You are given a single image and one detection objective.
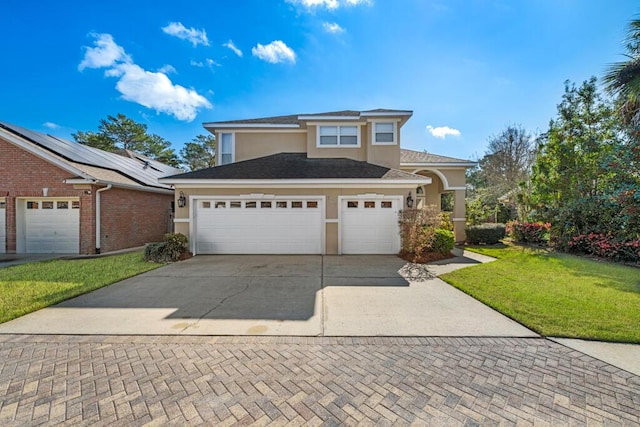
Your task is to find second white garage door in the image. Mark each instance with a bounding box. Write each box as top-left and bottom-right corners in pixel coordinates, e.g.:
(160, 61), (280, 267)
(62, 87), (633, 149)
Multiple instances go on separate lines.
(195, 198), (323, 254)
(340, 196), (401, 254)
(23, 199), (80, 253)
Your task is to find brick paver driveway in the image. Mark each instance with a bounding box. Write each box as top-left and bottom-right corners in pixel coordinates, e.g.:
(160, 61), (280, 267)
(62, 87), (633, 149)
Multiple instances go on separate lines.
(1, 335), (638, 425)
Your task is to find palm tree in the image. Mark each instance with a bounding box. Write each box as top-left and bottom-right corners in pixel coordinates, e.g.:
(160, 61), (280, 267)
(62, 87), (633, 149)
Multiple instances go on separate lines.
(603, 18), (640, 126)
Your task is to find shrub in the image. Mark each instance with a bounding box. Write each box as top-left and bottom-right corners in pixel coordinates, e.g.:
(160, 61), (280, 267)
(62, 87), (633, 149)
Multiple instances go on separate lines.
(465, 223), (506, 245)
(431, 228), (455, 254)
(144, 233), (190, 263)
(398, 206), (441, 255)
(506, 221), (551, 245)
(438, 212), (454, 231)
(568, 233), (640, 263)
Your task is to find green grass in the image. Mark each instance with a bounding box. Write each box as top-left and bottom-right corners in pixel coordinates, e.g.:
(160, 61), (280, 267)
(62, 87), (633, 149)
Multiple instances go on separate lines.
(0, 252), (162, 324)
(441, 244), (640, 343)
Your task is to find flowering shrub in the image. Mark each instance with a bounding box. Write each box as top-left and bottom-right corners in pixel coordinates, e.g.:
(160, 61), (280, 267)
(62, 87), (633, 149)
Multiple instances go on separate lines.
(568, 233), (640, 262)
(506, 221), (551, 245)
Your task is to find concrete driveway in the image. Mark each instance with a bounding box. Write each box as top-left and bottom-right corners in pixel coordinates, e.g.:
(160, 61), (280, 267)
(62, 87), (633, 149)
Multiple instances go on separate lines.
(0, 254), (536, 337)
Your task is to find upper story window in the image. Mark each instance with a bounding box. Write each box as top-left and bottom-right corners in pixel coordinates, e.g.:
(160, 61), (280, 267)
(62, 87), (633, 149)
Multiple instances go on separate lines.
(219, 133), (234, 165)
(318, 125), (360, 147)
(372, 121), (397, 145)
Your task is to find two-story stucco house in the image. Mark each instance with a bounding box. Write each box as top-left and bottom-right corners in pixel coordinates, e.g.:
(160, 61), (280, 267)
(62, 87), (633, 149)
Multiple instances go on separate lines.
(161, 109), (475, 255)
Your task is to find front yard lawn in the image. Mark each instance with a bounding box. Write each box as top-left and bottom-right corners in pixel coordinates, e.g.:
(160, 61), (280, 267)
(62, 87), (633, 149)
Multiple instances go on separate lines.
(441, 244), (640, 343)
(0, 252), (162, 324)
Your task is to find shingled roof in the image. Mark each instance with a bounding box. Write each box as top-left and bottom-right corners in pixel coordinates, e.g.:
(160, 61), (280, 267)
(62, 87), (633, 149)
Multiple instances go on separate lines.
(0, 122), (182, 190)
(204, 109), (413, 127)
(163, 153), (427, 181)
(400, 149), (476, 166)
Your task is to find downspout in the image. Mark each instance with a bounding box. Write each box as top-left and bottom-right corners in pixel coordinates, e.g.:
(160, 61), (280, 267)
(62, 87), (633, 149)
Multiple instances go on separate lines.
(95, 184), (112, 254)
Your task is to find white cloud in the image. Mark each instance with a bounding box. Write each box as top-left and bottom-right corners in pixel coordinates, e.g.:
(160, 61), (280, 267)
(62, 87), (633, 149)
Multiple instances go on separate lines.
(158, 64), (176, 74)
(190, 60), (204, 67)
(79, 33), (211, 122)
(223, 40), (243, 57)
(323, 22), (345, 33)
(161, 22), (209, 47)
(286, 0), (370, 10)
(206, 58), (221, 68)
(43, 122), (60, 129)
(78, 33), (130, 71)
(106, 63), (211, 122)
(252, 40), (296, 64)
(287, 0), (339, 9)
(426, 125), (461, 139)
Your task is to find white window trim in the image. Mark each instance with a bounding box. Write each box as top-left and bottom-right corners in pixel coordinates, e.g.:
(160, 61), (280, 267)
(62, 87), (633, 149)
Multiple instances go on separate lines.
(218, 132), (235, 165)
(371, 120), (398, 146)
(315, 124), (362, 148)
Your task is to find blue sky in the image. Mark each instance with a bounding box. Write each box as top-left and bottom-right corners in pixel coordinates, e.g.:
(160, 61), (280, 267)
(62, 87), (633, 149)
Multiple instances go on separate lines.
(1, 0), (637, 161)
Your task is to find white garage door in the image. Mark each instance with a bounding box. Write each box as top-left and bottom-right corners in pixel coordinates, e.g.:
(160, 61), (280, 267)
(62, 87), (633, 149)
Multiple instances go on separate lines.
(195, 198), (323, 254)
(0, 198), (5, 254)
(24, 199), (80, 253)
(341, 197), (401, 254)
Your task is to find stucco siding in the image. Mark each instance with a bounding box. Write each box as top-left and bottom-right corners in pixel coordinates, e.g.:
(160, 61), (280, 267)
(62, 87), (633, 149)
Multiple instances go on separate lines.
(229, 132), (307, 163)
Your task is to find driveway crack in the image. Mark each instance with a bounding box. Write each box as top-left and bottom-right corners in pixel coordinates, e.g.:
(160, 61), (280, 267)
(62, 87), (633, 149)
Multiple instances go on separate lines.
(180, 279), (253, 333)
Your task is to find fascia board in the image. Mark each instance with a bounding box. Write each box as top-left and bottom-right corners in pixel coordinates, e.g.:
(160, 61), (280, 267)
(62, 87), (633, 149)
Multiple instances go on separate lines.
(159, 178), (432, 187)
(203, 123), (300, 128)
(401, 162), (477, 168)
(64, 178), (174, 194)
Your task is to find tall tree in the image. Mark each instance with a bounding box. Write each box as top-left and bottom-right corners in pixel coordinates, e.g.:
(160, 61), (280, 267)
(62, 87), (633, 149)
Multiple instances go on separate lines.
(179, 134), (216, 171)
(603, 18), (640, 126)
(603, 18), (640, 237)
(466, 125), (535, 221)
(530, 77), (621, 245)
(73, 113), (179, 167)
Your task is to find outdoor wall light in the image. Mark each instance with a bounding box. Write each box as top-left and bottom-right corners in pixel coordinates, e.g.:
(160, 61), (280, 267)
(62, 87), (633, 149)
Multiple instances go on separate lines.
(406, 191), (414, 208)
(416, 186), (424, 195)
(177, 191), (187, 208)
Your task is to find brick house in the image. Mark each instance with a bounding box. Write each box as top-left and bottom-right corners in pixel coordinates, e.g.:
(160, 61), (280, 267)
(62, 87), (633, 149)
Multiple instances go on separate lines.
(0, 122), (182, 254)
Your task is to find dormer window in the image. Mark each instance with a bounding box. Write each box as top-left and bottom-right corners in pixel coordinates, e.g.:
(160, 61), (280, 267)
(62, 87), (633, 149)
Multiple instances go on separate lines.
(318, 125), (360, 147)
(372, 121), (397, 145)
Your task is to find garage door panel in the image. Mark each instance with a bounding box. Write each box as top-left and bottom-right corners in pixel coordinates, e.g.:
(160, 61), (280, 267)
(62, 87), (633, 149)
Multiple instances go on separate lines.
(196, 199), (323, 254)
(341, 198), (400, 255)
(24, 199), (79, 254)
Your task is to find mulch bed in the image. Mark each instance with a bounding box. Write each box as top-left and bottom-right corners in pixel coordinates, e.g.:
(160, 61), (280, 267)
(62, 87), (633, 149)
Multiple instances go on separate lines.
(398, 250), (454, 264)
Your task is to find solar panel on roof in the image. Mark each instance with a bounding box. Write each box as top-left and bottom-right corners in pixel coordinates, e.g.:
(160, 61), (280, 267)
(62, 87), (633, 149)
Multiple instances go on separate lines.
(0, 122), (182, 189)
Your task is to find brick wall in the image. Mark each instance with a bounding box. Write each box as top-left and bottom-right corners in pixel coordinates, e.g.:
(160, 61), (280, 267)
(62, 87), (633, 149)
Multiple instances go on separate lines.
(0, 137), (174, 254)
(0, 138), (91, 253)
(99, 187), (173, 253)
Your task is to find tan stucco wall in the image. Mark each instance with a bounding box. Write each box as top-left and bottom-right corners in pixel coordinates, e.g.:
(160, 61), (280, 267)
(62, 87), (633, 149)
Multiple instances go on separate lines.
(173, 186), (413, 254)
(403, 167), (467, 190)
(216, 120), (406, 169)
(219, 132), (307, 163)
